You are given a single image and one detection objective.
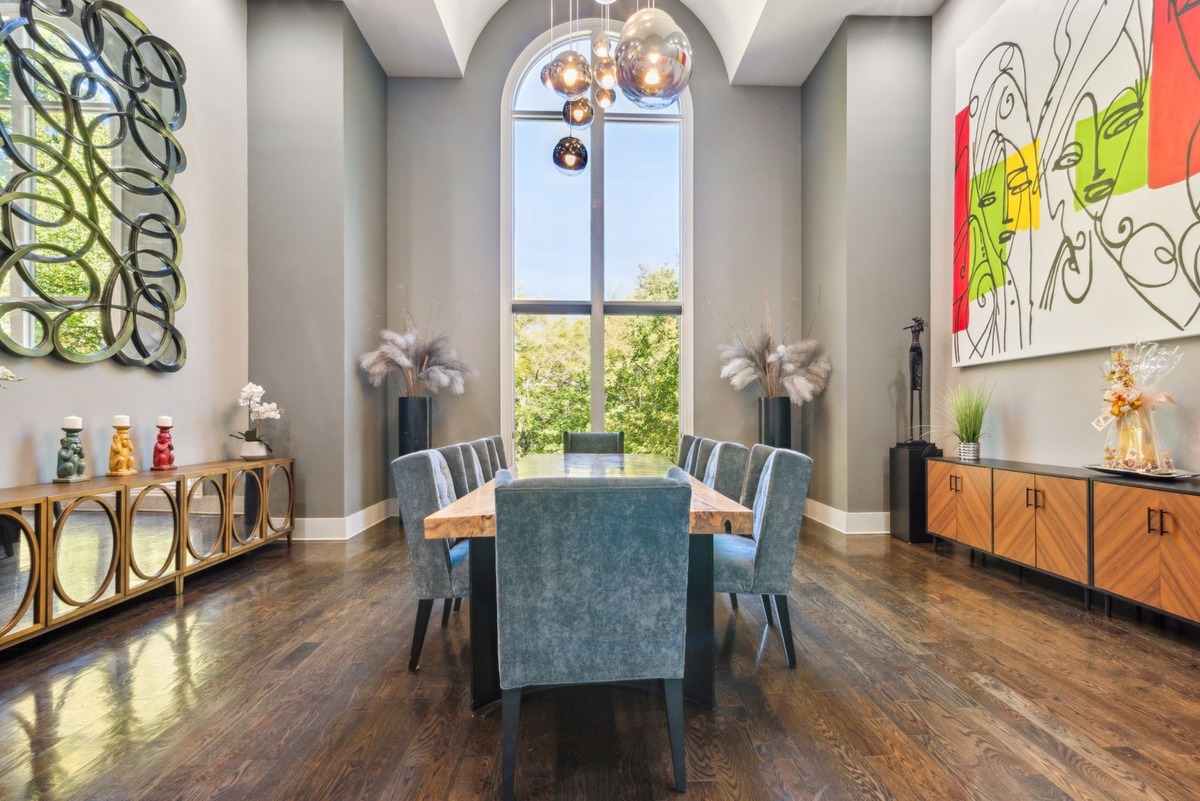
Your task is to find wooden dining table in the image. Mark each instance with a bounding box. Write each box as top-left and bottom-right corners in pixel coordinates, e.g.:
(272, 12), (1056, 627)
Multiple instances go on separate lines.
(425, 453), (754, 711)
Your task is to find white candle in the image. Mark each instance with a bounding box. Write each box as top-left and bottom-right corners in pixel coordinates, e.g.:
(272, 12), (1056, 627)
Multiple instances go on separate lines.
(64, 415), (82, 429)
(113, 414), (130, 427)
(158, 416), (173, 427)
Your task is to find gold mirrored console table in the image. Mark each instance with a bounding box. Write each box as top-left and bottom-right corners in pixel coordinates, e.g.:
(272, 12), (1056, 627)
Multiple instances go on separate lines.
(0, 458), (295, 652)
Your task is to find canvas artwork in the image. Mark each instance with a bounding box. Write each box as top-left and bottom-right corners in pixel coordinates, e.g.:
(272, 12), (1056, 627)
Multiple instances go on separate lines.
(954, 0), (1200, 366)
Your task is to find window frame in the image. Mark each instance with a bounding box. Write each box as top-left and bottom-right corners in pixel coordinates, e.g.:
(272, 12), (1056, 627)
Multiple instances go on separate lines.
(500, 19), (694, 459)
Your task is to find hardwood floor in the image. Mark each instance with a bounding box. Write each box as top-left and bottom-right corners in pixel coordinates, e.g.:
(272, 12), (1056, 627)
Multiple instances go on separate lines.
(2, 519), (1200, 800)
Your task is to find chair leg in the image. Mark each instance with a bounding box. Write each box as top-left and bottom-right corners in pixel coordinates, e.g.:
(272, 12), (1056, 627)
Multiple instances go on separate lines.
(409, 599), (434, 671)
(664, 678), (686, 792)
(453, 597), (462, 613)
(729, 593), (738, 610)
(761, 595), (774, 626)
(774, 594), (796, 669)
(442, 598), (454, 627)
(502, 688), (522, 801)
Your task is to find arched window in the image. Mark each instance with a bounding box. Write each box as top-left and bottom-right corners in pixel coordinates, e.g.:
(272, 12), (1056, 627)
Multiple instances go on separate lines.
(500, 21), (693, 458)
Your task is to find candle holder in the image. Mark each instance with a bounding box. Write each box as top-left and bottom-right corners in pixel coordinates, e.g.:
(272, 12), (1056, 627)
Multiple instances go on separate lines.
(54, 428), (89, 483)
(152, 425), (176, 471)
(107, 424), (137, 477)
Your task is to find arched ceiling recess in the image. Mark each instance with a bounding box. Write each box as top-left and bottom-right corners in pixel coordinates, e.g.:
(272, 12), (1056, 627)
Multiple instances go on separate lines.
(342, 0), (944, 85)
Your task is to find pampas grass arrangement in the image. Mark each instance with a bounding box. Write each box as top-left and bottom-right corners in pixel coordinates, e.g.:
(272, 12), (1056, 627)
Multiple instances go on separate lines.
(716, 295), (832, 405)
(359, 323), (477, 397)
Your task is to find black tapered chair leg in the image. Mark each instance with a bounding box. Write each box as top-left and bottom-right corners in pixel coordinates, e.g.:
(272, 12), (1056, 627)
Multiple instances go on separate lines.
(774, 594), (796, 668)
(453, 597), (462, 613)
(442, 598), (453, 627)
(664, 678), (686, 792)
(761, 595), (774, 626)
(729, 593), (738, 610)
(409, 598), (434, 671)
(502, 688), (522, 801)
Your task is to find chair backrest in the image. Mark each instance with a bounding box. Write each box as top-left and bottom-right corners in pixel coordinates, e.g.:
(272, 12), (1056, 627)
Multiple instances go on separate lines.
(676, 434), (697, 468)
(436, 445), (470, 500)
(703, 441), (749, 501)
(739, 444), (776, 508)
(749, 448), (814, 593)
(489, 435), (508, 469)
(485, 438), (502, 473)
(563, 431), (625, 454)
(493, 469), (692, 689)
(471, 439), (495, 481)
(392, 450), (459, 600)
(688, 438), (717, 478)
(459, 443), (486, 491)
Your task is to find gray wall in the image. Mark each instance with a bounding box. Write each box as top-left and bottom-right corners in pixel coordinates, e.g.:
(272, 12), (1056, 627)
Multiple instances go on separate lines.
(248, 0), (388, 520)
(0, 0), (249, 488)
(802, 17), (933, 518)
(929, 0), (1200, 469)
(387, 0), (804, 472)
(342, 16), (390, 515)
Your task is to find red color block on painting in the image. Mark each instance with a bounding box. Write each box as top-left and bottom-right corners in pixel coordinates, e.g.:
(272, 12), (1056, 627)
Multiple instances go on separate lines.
(953, 107), (970, 333)
(1148, 0), (1200, 189)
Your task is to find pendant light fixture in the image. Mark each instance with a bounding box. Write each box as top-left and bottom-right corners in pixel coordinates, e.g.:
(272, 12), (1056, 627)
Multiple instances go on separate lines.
(614, 3), (693, 109)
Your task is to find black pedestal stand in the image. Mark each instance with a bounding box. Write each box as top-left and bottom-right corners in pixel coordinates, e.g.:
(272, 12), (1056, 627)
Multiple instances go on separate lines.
(889, 440), (941, 543)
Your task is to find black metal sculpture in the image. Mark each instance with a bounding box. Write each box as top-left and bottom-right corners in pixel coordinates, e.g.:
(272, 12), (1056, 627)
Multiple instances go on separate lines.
(0, 1), (189, 371)
(903, 316), (926, 441)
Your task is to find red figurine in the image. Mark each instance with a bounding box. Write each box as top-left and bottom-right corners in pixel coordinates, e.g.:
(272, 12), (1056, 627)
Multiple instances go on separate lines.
(152, 424), (176, 471)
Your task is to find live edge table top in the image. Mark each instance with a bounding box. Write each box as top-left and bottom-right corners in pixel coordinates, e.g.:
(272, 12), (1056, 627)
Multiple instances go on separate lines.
(424, 453), (754, 539)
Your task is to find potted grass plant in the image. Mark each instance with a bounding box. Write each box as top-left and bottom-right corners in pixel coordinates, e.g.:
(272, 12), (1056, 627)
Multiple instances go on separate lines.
(943, 384), (992, 461)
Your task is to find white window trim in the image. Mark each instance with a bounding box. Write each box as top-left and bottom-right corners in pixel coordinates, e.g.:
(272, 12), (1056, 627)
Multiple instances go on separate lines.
(499, 18), (694, 462)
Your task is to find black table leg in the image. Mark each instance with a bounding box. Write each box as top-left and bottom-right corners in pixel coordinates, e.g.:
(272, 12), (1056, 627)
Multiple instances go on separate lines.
(469, 538), (501, 711)
(684, 534), (715, 710)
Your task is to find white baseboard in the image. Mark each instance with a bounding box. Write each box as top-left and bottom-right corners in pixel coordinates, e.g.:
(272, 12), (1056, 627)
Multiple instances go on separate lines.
(294, 499), (392, 541)
(805, 499), (890, 535)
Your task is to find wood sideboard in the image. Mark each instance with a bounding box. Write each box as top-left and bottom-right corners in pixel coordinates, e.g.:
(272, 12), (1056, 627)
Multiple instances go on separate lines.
(926, 457), (1200, 624)
(0, 458), (295, 652)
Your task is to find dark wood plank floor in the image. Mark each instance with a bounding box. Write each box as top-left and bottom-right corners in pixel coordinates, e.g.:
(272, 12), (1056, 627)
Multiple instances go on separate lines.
(2, 519), (1200, 800)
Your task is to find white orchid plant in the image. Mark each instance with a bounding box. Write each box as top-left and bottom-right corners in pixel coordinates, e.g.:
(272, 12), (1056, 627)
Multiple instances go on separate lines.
(0, 366), (24, 389)
(230, 382), (284, 451)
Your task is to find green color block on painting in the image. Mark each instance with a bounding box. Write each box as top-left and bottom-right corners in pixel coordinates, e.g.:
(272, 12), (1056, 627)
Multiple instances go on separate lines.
(1073, 80), (1149, 210)
(969, 160), (1008, 302)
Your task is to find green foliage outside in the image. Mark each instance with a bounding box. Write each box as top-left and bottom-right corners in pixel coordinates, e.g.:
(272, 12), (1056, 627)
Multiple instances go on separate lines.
(514, 265), (681, 459)
(0, 53), (115, 354)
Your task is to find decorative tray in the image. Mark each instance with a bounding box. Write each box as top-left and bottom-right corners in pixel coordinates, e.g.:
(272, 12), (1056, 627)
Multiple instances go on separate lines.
(1084, 464), (1200, 481)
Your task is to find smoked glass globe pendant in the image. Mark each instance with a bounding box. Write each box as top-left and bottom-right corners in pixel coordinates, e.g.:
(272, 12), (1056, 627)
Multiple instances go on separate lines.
(614, 8), (693, 109)
(547, 50), (593, 100)
(563, 97), (594, 129)
(553, 136), (588, 175)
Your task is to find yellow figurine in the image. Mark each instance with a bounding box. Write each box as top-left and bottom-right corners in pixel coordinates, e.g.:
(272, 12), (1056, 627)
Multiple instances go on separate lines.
(107, 425), (137, 476)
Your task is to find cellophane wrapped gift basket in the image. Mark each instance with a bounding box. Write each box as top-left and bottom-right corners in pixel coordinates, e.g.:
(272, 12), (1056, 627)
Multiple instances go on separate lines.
(1097, 343), (1180, 474)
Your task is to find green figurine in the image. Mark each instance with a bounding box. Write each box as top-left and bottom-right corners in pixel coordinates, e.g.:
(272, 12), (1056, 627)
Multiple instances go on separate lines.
(55, 430), (88, 482)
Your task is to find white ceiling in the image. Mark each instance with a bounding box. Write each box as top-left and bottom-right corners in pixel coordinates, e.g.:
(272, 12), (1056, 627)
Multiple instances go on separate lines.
(342, 0), (945, 85)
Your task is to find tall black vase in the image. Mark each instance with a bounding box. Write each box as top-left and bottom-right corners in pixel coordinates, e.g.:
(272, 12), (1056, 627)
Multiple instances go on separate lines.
(759, 396), (791, 449)
(398, 396), (431, 456)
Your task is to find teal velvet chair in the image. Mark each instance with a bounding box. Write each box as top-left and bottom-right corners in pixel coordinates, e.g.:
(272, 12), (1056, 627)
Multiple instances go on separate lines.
(562, 431), (625, 454)
(459, 443), (486, 491)
(436, 445), (470, 500)
(703, 441), (749, 501)
(493, 469), (692, 799)
(392, 450), (470, 670)
(471, 439), (496, 481)
(676, 434), (697, 468)
(489, 435), (508, 469)
(685, 437), (716, 478)
(713, 448), (813, 668)
(739, 444), (776, 508)
(485, 438), (502, 473)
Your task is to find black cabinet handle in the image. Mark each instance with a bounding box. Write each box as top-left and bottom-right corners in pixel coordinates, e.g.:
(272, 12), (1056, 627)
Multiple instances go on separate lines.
(1035, 490), (1044, 510)
(1147, 507), (1158, 535)
(1025, 487), (1032, 508)
(1160, 508), (1170, 536)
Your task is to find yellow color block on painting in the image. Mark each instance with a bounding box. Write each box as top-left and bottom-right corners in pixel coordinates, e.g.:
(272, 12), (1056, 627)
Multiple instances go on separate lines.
(1006, 141), (1040, 232)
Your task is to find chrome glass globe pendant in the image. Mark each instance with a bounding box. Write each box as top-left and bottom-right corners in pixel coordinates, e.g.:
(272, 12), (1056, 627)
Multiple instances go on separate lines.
(553, 135), (588, 174)
(615, 6), (693, 109)
(563, 97), (595, 129)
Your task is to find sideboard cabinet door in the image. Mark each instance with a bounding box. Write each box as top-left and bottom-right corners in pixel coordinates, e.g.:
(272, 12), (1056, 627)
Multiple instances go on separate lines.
(957, 465), (993, 552)
(927, 460), (957, 540)
(1159, 491), (1200, 623)
(993, 470), (1035, 566)
(1034, 475), (1088, 585)
(1094, 482), (1160, 608)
